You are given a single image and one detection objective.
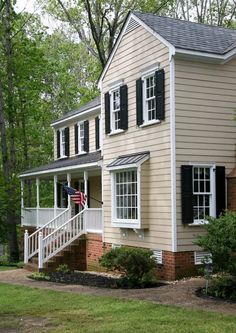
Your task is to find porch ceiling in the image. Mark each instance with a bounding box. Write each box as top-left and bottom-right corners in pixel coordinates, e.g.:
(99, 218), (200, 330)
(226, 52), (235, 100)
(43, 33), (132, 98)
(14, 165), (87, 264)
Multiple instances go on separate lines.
(19, 151), (102, 179)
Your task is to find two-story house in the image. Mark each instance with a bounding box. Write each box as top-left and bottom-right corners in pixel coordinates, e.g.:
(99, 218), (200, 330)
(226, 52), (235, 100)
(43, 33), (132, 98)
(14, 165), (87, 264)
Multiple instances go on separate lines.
(20, 11), (236, 280)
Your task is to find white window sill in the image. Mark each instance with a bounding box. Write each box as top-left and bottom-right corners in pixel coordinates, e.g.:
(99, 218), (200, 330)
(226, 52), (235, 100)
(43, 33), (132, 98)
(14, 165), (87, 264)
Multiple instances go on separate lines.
(188, 220), (209, 226)
(57, 155), (68, 160)
(108, 129), (125, 136)
(139, 119), (161, 128)
(75, 151), (87, 156)
(112, 219), (140, 229)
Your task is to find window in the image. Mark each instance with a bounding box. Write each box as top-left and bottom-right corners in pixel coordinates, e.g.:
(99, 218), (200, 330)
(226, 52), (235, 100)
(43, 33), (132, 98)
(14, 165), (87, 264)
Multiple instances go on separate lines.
(143, 73), (156, 122)
(78, 122), (85, 153)
(105, 85), (128, 134)
(57, 127), (69, 158)
(193, 166), (213, 223)
(181, 165), (225, 225)
(74, 120), (89, 154)
(110, 88), (121, 131)
(136, 69), (165, 126)
(114, 170), (138, 221)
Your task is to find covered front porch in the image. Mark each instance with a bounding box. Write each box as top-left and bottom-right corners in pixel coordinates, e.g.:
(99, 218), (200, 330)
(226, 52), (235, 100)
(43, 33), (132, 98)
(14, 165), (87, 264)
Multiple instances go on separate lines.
(20, 152), (103, 234)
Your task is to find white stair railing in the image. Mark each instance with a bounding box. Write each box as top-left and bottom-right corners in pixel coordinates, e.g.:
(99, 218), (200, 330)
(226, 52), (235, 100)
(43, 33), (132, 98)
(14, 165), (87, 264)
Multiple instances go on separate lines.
(24, 208), (70, 263)
(38, 210), (85, 268)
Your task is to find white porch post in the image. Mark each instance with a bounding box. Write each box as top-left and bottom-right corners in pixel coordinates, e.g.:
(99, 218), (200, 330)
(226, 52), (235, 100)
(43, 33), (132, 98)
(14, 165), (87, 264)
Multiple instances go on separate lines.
(84, 170), (88, 209)
(38, 231), (43, 269)
(67, 173), (71, 218)
(54, 175), (58, 217)
(21, 179), (24, 226)
(24, 230), (28, 264)
(36, 177), (40, 228)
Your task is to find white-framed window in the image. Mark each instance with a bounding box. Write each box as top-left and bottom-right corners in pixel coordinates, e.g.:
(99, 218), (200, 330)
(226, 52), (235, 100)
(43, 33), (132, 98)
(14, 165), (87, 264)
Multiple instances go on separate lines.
(193, 166), (215, 223)
(112, 168), (140, 225)
(78, 122), (85, 154)
(143, 72), (156, 123)
(110, 87), (121, 132)
(60, 128), (66, 157)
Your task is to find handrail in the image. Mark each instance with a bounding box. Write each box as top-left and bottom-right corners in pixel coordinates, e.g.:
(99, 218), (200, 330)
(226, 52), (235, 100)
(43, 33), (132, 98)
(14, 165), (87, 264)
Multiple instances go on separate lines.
(38, 209), (85, 268)
(24, 208), (70, 262)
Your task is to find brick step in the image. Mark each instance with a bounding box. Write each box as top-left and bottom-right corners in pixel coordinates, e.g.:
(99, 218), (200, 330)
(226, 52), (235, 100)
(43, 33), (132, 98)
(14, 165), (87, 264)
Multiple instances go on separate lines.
(24, 262), (38, 272)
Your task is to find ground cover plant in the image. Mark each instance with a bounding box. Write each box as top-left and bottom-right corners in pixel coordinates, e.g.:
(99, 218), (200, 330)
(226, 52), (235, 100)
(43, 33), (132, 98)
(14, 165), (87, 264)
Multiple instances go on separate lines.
(196, 211), (236, 301)
(0, 283), (236, 333)
(0, 254), (24, 271)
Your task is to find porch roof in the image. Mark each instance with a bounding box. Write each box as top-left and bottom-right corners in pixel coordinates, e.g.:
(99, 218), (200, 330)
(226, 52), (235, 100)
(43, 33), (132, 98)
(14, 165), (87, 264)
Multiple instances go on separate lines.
(19, 151), (102, 178)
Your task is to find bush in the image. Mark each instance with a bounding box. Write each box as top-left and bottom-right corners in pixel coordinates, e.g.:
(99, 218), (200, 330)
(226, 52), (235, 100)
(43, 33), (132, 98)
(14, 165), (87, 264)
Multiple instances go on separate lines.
(205, 275), (236, 301)
(99, 247), (157, 288)
(0, 254), (10, 266)
(30, 272), (50, 281)
(196, 211), (236, 275)
(56, 264), (70, 273)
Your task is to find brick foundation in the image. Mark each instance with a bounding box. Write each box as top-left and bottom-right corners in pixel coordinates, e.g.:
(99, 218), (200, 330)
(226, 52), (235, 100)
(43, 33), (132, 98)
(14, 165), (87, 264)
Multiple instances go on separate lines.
(227, 176), (236, 211)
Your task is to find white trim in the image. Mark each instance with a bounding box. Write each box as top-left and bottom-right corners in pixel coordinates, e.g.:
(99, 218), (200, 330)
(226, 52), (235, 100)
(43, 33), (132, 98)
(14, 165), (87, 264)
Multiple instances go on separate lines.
(175, 47), (236, 63)
(51, 105), (100, 128)
(19, 162), (100, 178)
(59, 127), (66, 158)
(170, 55), (177, 252)
(109, 85), (122, 132)
(98, 12), (175, 88)
(108, 79), (124, 89)
(108, 129), (125, 136)
(139, 119), (161, 128)
(77, 121), (85, 154)
(140, 63), (160, 76)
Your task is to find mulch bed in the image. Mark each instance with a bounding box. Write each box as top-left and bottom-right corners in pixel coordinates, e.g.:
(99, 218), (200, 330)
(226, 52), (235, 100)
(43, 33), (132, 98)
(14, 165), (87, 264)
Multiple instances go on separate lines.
(195, 287), (236, 304)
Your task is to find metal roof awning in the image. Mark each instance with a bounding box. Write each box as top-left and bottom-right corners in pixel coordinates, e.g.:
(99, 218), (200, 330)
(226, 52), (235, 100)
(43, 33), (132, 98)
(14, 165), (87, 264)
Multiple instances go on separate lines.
(107, 151), (150, 170)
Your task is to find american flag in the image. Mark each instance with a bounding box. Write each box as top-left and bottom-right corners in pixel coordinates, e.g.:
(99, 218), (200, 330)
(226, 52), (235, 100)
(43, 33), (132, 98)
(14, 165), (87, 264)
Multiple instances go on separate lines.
(63, 186), (87, 207)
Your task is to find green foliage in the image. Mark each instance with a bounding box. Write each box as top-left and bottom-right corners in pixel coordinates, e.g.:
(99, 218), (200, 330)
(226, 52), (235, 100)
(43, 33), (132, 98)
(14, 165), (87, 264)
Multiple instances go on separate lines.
(206, 275), (236, 301)
(0, 254), (10, 266)
(99, 247), (157, 287)
(195, 211), (236, 275)
(56, 264), (70, 273)
(29, 272), (50, 281)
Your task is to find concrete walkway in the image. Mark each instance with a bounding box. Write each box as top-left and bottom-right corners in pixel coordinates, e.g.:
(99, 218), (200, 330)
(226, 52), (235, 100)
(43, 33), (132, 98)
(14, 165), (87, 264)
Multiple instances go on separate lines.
(0, 269), (235, 316)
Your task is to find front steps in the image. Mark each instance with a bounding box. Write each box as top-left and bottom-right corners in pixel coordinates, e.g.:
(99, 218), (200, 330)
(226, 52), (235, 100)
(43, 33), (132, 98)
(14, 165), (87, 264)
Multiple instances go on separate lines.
(24, 237), (87, 273)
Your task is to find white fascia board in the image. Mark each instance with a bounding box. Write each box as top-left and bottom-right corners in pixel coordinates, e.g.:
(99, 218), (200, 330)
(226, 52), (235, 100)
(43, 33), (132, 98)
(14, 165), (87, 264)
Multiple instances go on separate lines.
(98, 12), (175, 88)
(175, 47), (236, 63)
(51, 106), (101, 128)
(19, 162), (100, 178)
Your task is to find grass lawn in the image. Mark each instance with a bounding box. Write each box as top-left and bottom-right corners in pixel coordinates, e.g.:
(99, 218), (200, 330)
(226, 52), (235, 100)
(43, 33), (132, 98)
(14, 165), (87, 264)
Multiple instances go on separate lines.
(0, 266), (18, 271)
(0, 283), (235, 333)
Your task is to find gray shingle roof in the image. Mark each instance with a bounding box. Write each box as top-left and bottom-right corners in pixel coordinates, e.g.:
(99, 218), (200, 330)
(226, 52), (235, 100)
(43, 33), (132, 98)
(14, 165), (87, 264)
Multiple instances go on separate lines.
(53, 96), (101, 124)
(20, 151), (102, 177)
(134, 12), (236, 55)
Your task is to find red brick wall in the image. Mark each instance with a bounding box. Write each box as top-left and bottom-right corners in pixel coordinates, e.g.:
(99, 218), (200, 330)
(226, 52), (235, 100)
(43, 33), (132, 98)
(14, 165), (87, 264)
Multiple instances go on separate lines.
(86, 233), (104, 271)
(227, 177), (236, 211)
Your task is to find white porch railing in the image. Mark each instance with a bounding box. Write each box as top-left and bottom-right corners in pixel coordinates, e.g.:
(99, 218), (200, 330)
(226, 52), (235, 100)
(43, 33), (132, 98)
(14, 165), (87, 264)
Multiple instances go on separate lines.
(38, 210), (85, 268)
(24, 208), (70, 262)
(84, 208), (103, 233)
(22, 208), (66, 227)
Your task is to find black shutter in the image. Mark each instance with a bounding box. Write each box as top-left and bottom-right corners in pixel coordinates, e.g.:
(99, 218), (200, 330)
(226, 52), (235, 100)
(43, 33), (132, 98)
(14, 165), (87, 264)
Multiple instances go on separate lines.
(95, 117), (100, 150)
(87, 180), (90, 208)
(74, 124), (78, 154)
(84, 120), (89, 153)
(65, 127), (69, 157)
(136, 78), (143, 126)
(57, 130), (60, 158)
(105, 92), (110, 134)
(57, 183), (61, 208)
(155, 69), (165, 120)
(181, 165), (194, 224)
(120, 84), (128, 130)
(215, 166), (226, 217)
(63, 185), (68, 208)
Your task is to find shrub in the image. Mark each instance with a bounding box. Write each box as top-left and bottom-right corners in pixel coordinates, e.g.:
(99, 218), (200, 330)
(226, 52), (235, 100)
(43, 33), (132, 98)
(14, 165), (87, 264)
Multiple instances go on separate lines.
(30, 272), (50, 281)
(99, 247), (157, 287)
(195, 211), (236, 275)
(0, 254), (10, 266)
(206, 275), (236, 301)
(56, 264), (70, 273)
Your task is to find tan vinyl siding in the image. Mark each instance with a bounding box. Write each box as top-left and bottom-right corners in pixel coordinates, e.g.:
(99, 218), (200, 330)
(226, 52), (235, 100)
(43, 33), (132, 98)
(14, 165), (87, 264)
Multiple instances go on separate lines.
(89, 176), (102, 208)
(175, 58), (236, 251)
(53, 113), (100, 160)
(102, 25), (172, 251)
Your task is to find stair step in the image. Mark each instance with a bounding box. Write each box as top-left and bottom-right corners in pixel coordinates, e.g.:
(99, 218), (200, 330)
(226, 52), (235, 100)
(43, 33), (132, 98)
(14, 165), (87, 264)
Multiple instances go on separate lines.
(24, 262), (38, 272)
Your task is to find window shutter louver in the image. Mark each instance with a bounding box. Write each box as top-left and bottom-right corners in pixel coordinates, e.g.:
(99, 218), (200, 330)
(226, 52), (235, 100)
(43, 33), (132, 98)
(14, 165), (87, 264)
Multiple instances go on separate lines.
(65, 127), (69, 157)
(84, 120), (89, 152)
(57, 130), (60, 158)
(181, 165), (194, 224)
(105, 92), (110, 134)
(155, 69), (165, 120)
(95, 117), (100, 150)
(120, 85), (128, 130)
(136, 78), (143, 126)
(74, 124), (78, 154)
(215, 166), (226, 217)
